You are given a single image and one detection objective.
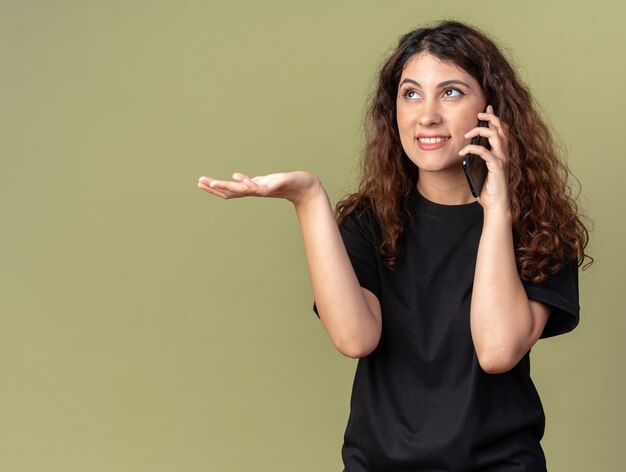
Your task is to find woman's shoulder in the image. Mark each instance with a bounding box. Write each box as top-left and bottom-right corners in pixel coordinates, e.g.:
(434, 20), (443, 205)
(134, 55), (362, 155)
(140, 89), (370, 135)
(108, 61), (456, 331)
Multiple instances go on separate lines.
(336, 197), (381, 240)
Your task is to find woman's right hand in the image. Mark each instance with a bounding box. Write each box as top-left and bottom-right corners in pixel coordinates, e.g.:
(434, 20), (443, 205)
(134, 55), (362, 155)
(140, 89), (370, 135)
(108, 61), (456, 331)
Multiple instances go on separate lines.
(197, 171), (321, 205)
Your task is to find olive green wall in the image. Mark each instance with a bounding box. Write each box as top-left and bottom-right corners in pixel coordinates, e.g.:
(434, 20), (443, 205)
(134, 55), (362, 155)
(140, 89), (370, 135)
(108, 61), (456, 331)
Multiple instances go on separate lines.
(1, 0), (622, 470)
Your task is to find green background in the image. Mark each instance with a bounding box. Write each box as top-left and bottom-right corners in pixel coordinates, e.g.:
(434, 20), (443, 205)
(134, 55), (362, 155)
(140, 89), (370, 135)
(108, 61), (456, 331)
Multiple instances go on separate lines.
(1, 0), (623, 470)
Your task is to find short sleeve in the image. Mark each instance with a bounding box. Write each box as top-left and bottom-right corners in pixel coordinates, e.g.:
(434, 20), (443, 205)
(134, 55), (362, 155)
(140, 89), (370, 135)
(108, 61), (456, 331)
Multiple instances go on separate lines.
(312, 209), (380, 318)
(523, 258), (580, 338)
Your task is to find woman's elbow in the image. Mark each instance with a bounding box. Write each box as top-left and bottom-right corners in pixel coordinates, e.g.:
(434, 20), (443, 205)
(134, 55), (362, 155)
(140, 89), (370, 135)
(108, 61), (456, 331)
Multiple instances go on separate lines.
(335, 333), (380, 359)
(476, 347), (523, 374)
(478, 356), (515, 374)
(474, 329), (535, 374)
(337, 344), (373, 359)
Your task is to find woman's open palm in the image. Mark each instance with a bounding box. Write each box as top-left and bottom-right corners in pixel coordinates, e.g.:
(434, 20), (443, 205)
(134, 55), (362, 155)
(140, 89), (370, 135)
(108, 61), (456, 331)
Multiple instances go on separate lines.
(197, 171), (319, 204)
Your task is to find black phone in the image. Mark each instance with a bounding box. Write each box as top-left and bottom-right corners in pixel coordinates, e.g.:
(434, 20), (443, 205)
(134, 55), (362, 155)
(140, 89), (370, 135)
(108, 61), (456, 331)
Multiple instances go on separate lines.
(462, 120), (491, 198)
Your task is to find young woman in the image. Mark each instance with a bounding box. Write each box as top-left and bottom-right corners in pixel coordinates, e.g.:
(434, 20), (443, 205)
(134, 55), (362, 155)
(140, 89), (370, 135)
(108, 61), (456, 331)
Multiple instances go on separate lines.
(198, 20), (591, 472)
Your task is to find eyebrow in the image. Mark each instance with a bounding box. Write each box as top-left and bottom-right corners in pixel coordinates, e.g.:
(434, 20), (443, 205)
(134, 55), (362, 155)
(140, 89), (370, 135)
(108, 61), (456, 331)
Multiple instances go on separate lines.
(399, 78), (473, 89)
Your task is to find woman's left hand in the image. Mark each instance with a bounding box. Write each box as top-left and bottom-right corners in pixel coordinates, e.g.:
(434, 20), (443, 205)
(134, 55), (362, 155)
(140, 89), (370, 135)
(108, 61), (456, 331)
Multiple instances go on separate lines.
(459, 105), (511, 214)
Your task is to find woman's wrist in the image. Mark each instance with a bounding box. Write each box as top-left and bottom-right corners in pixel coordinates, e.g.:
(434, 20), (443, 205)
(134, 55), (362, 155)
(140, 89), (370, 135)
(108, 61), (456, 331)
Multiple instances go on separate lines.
(291, 173), (324, 206)
(482, 205), (513, 228)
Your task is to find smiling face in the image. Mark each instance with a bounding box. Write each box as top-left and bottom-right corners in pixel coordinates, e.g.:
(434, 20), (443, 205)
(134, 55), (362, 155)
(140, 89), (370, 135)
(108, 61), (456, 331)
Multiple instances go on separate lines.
(396, 52), (487, 182)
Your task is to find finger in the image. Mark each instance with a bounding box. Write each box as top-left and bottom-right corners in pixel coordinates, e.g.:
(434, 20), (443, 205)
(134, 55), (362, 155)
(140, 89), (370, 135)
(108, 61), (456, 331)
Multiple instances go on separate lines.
(232, 172), (251, 181)
(460, 147), (507, 174)
(197, 181), (230, 199)
(458, 144), (499, 165)
(477, 112), (502, 129)
(477, 105), (497, 121)
(199, 176), (235, 190)
(209, 179), (249, 194)
(242, 177), (259, 190)
(464, 126), (498, 140)
(477, 108), (506, 136)
(198, 176), (216, 185)
(232, 172), (262, 192)
(464, 127), (507, 162)
(198, 176), (227, 194)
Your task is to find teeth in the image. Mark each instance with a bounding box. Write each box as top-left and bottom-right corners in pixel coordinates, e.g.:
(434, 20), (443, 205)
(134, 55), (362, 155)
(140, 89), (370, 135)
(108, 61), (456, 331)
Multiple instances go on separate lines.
(418, 137), (450, 144)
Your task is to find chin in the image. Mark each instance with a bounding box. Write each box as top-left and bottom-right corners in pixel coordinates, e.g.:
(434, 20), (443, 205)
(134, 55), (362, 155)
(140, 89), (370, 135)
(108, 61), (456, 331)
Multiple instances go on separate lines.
(411, 157), (464, 173)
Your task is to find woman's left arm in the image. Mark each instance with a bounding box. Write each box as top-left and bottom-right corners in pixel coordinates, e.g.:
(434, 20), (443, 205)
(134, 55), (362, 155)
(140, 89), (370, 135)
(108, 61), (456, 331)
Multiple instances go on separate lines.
(470, 208), (550, 374)
(460, 106), (550, 374)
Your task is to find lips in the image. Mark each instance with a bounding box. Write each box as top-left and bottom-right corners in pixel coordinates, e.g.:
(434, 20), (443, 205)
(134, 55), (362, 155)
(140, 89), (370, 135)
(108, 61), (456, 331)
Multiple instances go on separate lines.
(416, 135), (451, 150)
(417, 136), (450, 144)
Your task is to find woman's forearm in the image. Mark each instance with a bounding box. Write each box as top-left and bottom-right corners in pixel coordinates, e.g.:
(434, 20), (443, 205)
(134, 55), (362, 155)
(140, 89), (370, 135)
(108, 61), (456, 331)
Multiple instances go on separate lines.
(294, 180), (381, 358)
(470, 209), (537, 373)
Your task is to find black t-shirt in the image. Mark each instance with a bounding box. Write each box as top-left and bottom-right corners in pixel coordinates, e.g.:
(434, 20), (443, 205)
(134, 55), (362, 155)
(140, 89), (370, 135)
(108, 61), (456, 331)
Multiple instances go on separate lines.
(313, 189), (579, 472)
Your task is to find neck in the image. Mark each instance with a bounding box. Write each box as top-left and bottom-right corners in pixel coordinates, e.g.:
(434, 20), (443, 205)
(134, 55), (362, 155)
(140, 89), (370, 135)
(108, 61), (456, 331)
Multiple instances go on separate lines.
(416, 169), (476, 205)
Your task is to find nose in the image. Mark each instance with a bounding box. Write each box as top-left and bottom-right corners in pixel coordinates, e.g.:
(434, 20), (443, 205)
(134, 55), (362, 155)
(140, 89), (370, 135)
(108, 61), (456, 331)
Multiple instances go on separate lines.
(418, 100), (442, 126)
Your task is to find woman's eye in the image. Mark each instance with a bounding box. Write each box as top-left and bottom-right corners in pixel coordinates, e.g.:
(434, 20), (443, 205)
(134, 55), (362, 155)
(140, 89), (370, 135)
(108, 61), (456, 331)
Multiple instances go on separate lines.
(443, 88), (464, 98)
(402, 89), (421, 100)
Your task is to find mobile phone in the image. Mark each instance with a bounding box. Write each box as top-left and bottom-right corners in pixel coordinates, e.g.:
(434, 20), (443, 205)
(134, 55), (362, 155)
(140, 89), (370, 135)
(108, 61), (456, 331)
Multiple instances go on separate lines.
(462, 120), (491, 198)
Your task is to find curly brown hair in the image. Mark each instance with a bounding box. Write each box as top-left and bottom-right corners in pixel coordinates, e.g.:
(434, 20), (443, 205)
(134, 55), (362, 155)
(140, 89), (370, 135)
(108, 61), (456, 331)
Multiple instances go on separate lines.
(336, 20), (591, 283)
